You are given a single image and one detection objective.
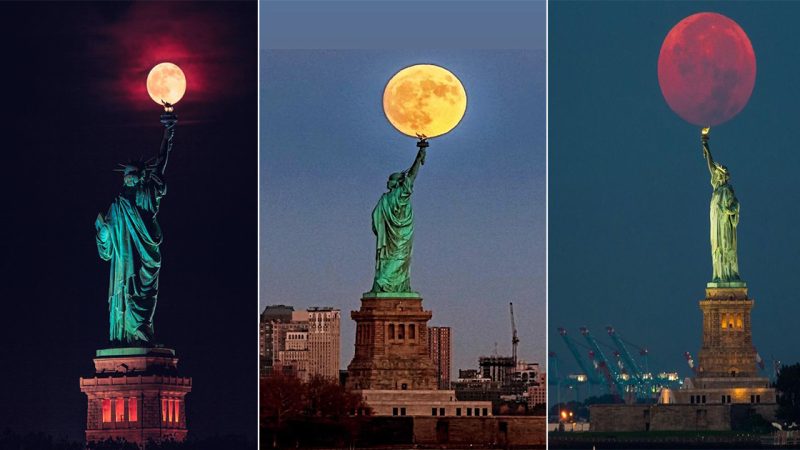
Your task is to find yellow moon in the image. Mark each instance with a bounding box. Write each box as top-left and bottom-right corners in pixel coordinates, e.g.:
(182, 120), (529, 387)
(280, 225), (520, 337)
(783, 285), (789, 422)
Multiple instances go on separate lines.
(383, 64), (467, 139)
(146, 62), (186, 106)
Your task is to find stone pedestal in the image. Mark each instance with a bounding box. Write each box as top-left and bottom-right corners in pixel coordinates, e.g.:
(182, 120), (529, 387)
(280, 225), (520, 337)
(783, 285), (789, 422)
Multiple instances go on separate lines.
(346, 293), (437, 390)
(673, 285), (776, 418)
(697, 286), (757, 378)
(79, 347), (192, 446)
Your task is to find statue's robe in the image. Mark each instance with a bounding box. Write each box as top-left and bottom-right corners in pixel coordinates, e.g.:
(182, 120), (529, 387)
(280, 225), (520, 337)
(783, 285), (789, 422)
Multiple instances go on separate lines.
(710, 181), (740, 282)
(371, 177), (414, 293)
(97, 173), (166, 343)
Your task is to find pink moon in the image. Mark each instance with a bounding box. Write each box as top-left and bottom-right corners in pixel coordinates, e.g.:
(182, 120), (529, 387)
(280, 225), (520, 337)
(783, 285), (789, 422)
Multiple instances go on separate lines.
(657, 12), (756, 127)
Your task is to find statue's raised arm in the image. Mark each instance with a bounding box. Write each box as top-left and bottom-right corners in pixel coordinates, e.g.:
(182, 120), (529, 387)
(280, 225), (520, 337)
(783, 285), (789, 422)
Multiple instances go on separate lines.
(701, 127), (716, 183)
(155, 114), (177, 177)
(406, 145), (426, 184)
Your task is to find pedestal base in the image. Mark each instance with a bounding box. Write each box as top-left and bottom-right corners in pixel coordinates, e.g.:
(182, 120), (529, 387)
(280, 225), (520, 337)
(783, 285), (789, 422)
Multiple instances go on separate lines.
(347, 294), (437, 390)
(79, 346), (192, 446)
(356, 389), (492, 417)
(682, 285), (776, 423)
(674, 376), (776, 406)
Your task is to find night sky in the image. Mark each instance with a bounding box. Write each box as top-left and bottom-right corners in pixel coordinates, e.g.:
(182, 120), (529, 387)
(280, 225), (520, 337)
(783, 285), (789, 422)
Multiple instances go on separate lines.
(550, 1), (800, 402)
(0, 2), (256, 441)
(261, 2), (546, 375)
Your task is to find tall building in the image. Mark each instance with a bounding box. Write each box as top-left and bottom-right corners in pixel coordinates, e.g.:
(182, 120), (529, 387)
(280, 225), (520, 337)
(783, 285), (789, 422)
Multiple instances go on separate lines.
(479, 356), (515, 384)
(427, 326), (452, 389)
(527, 372), (546, 408)
(267, 306), (341, 381)
(276, 327), (310, 378)
(260, 305), (294, 374)
(308, 307), (341, 380)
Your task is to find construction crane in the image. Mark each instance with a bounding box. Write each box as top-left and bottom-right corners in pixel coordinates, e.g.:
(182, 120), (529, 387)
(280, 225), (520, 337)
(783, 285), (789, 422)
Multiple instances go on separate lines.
(549, 352), (560, 385)
(607, 326), (645, 381)
(510, 302), (519, 368)
(549, 351), (561, 408)
(580, 327), (627, 398)
(587, 350), (621, 400)
(558, 327), (603, 388)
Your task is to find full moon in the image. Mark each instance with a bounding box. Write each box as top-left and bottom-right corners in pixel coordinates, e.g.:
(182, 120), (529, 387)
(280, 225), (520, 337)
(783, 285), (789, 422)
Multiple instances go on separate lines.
(658, 12), (756, 127)
(383, 64), (467, 139)
(146, 62), (187, 106)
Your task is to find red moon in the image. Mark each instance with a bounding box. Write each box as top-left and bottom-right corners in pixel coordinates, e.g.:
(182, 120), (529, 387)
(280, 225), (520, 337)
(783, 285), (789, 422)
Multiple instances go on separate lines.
(657, 12), (756, 127)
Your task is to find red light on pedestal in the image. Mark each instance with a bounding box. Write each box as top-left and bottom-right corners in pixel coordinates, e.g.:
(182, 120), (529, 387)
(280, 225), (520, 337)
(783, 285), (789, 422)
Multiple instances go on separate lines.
(129, 397), (138, 422)
(115, 398), (125, 422)
(102, 399), (111, 423)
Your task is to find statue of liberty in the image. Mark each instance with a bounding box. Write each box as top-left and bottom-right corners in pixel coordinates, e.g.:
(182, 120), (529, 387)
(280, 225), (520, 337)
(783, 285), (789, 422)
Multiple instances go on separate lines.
(702, 128), (742, 284)
(370, 142), (427, 293)
(95, 115), (176, 343)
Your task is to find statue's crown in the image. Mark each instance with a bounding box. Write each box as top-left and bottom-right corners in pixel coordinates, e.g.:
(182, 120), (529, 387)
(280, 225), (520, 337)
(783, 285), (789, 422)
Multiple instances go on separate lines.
(114, 158), (155, 175)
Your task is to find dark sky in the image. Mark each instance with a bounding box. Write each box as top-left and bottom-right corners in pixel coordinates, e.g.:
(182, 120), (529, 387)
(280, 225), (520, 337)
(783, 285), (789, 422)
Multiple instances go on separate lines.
(0, 2), (256, 442)
(550, 1), (800, 402)
(261, 1), (546, 374)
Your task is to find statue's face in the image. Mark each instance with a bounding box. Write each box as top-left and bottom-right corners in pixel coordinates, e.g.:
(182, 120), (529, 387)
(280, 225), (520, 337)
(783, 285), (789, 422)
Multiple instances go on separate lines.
(124, 173), (140, 187)
(712, 163), (730, 185)
(387, 177), (401, 190)
(387, 173), (403, 189)
(717, 170), (729, 183)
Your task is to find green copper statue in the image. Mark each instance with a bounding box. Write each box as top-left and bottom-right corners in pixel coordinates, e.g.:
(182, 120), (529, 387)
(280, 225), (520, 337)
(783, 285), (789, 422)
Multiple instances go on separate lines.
(370, 142), (427, 293)
(95, 115), (176, 343)
(702, 128), (741, 284)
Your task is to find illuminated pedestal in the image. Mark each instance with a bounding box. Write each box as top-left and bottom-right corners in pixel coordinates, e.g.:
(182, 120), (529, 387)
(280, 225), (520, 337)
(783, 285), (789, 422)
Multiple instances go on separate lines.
(79, 347), (192, 446)
(590, 286), (776, 432)
(346, 293), (437, 390)
(346, 293), (493, 418)
(697, 286), (758, 378)
(672, 286), (776, 413)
